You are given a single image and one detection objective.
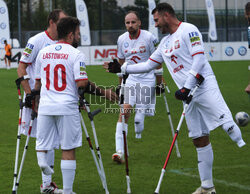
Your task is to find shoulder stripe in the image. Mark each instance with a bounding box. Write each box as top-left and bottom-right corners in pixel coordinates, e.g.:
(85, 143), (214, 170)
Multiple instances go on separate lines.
(19, 61), (32, 65)
(149, 58), (161, 64)
(192, 52), (204, 57)
(75, 78), (88, 82)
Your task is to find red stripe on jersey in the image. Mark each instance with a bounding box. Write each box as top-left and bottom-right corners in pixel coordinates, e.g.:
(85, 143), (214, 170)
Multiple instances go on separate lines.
(149, 58), (161, 64)
(45, 30), (55, 41)
(129, 29), (141, 40)
(192, 52), (204, 57)
(19, 61), (32, 65)
(75, 78), (88, 82)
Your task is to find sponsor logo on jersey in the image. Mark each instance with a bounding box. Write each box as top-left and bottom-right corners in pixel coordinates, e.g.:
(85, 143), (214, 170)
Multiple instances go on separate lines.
(225, 46), (234, 56)
(130, 55), (141, 63)
(80, 62), (86, 76)
(23, 43), (34, 57)
(45, 43), (50, 47)
(55, 45), (62, 51)
(171, 55), (177, 64)
(124, 42), (129, 48)
(189, 31), (201, 45)
(238, 46), (247, 56)
(139, 46), (146, 53)
(173, 65), (184, 73)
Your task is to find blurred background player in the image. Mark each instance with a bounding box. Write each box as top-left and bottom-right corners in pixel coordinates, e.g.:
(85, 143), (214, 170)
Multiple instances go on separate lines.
(34, 16), (86, 194)
(17, 9), (67, 193)
(105, 11), (163, 163)
(110, 3), (246, 193)
(244, 2), (250, 94)
(4, 40), (12, 69)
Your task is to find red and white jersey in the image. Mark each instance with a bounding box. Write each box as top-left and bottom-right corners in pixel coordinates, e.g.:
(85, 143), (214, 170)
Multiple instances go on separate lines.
(20, 31), (57, 89)
(150, 22), (214, 89)
(35, 42), (88, 115)
(117, 29), (157, 82)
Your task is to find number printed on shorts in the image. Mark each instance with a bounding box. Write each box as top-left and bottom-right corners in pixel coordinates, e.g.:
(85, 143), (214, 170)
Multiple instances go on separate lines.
(44, 64), (67, 91)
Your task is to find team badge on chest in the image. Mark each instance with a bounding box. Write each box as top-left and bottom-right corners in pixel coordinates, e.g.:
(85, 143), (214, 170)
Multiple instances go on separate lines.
(139, 46), (146, 53)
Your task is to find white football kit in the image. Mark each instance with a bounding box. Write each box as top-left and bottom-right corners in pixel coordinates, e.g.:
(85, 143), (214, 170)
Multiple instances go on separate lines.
(127, 22), (235, 138)
(117, 29), (157, 115)
(35, 42), (88, 150)
(20, 31), (57, 137)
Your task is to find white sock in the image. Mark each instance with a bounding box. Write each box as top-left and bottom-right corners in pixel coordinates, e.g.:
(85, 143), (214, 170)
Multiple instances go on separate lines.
(196, 143), (214, 189)
(41, 150), (55, 188)
(115, 122), (128, 154)
(134, 112), (145, 139)
(222, 121), (246, 147)
(61, 160), (76, 194)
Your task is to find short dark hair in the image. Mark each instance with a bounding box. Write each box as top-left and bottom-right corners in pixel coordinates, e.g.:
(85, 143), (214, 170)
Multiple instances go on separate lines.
(246, 2), (250, 15)
(152, 3), (176, 16)
(47, 9), (66, 26)
(4, 40), (7, 44)
(57, 16), (80, 40)
(125, 10), (141, 20)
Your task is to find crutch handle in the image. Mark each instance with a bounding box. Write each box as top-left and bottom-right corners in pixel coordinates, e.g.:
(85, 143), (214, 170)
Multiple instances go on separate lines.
(88, 108), (101, 121)
(196, 74), (204, 85)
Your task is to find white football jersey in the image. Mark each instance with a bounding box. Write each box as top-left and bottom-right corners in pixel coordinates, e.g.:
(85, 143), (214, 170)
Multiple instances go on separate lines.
(117, 29), (157, 82)
(35, 43), (88, 115)
(20, 31), (57, 89)
(150, 22), (214, 90)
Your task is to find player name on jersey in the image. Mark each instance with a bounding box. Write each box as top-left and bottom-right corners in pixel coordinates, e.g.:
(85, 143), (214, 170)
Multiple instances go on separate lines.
(42, 53), (69, 60)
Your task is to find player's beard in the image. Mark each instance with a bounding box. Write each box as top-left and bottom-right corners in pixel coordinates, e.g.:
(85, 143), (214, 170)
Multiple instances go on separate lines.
(128, 28), (138, 37)
(72, 37), (79, 48)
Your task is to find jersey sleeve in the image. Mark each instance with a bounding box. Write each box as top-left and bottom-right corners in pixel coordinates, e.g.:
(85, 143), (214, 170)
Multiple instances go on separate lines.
(148, 40), (164, 64)
(117, 36), (125, 59)
(182, 24), (205, 56)
(20, 37), (41, 64)
(35, 51), (42, 80)
(74, 52), (88, 82)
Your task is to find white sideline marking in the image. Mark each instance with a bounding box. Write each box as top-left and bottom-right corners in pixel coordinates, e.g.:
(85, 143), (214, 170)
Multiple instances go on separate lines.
(168, 165), (250, 191)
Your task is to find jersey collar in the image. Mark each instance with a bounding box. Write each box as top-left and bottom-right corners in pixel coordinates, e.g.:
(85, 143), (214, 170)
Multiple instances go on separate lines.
(45, 30), (55, 41)
(129, 29), (141, 40)
(56, 41), (71, 45)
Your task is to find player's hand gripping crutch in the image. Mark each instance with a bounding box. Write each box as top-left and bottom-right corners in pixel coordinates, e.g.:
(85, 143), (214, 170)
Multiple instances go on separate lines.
(79, 107), (107, 192)
(12, 78), (25, 194)
(161, 79), (181, 158)
(120, 74), (131, 194)
(80, 97), (109, 194)
(154, 73), (204, 194)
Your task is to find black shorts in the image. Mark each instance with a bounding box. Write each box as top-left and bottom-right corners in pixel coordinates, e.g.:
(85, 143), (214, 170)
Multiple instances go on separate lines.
(5, 55), (11, 60)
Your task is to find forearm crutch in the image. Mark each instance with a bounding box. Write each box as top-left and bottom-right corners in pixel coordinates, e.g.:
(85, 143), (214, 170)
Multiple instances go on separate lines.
(15, 110), (37, 193)
(80, 97), (109, 194)
(12, 78), (25, 194)
(120, 75), (131, 194)
(162, 90), (181, 158)
(154, 74), (204, 194)
(79, 110), (106, 190)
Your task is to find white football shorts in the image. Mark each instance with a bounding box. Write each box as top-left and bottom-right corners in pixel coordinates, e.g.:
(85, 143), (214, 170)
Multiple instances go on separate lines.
(36, 113), (82, 151)
(21, 106), (37, 138)
(124, 79), (156, 116)
(185, 87), (233, 139)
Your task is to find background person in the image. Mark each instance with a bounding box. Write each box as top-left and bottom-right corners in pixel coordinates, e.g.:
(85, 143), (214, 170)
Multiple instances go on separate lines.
(105, 11), (163, 164)
(106, 3), (246, 194)
(4, 40), (12, 69)
(244, 2), (250, 94)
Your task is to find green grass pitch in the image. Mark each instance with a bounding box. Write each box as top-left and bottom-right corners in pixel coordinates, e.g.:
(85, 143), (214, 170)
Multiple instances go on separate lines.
(0, 60), (249, 194)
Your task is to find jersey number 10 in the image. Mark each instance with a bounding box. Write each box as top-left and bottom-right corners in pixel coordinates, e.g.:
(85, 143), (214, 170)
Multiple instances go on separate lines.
(44, 64), (67, 91)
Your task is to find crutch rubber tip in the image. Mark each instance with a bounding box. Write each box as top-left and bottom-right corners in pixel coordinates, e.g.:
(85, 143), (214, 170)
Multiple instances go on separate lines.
(12, 191), (16, 194)
(154, 192), (159, 194)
